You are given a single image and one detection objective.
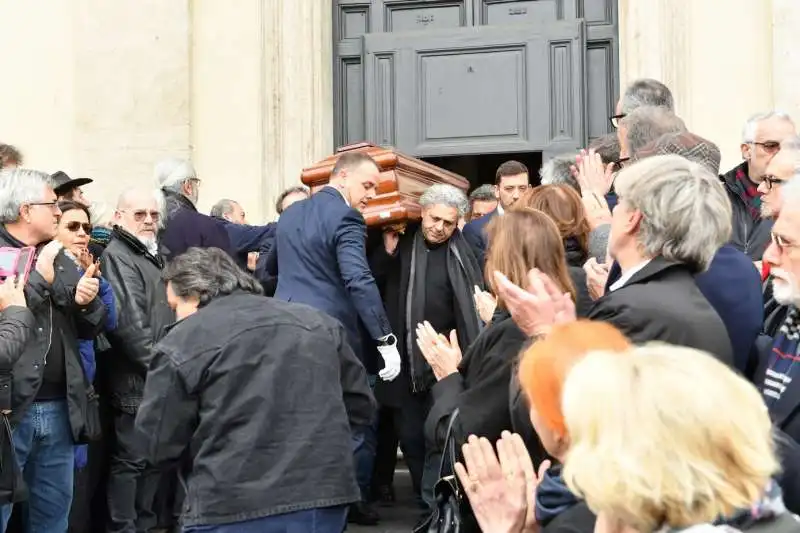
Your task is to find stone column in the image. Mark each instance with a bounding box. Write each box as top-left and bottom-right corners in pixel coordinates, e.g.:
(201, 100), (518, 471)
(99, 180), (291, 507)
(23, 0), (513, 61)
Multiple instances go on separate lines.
(618, 0), (774, 171)
(261, 0), (334, 221)
(72, 0), (193, 204)
(772, 0), (800, 120)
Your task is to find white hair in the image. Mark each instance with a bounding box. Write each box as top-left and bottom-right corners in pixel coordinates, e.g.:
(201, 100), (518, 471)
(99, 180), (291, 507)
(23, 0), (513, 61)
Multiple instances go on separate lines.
(116, 187), (167, 229)
(620, 107), (687, 157)
(89, 201), (114, 227)
(154, 158), (197, 191)
(539, 154), (577, 188)
(613, 155), (732, 272)
(419, 184), (469, 217)
(741, 111), (795, 143)
(0, 168), (53, 224)
(620, 79), (674, 114)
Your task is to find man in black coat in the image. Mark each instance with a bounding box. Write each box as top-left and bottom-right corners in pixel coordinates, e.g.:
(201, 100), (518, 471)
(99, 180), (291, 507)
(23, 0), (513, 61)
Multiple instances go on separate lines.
(136, 247), (375, 532)
(370, 184), (483, 507)
(154, 158), (232, 262)
(0, 169), (106, 531)
(101, 188), (176, 533)
(495, 154), (734, 365)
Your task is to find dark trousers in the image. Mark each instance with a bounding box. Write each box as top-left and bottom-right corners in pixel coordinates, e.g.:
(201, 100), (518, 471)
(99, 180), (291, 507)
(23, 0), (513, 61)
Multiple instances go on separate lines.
(374, 391), (435, 505)
(69, 399), (113, 533)
(106, 409), (161, 533)
(351, 375), (377, 502)
(182, 506), (348, 533)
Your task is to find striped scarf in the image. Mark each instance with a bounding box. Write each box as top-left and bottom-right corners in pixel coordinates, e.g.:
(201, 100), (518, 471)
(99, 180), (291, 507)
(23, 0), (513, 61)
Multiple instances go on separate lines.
(728, 164), (762, 220)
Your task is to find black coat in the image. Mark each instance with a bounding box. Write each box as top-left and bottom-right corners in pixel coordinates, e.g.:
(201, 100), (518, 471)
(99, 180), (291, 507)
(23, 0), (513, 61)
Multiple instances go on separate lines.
(0, 227), (107, 441)
(720, 162), (773, 260)
(100, 227), (175, 412)
(370, 223), (484, 402)
(135, 292), (376, 527)
(591, 256), (733, 364)
(425, 315), (529, 453)
(159, 190), (233, 262)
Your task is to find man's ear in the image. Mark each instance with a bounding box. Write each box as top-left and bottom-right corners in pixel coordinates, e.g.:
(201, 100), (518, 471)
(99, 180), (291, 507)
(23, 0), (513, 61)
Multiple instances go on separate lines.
(19, 205), (30, 224)
(494, 184), (500, 201)
(741, 143), (751, 161)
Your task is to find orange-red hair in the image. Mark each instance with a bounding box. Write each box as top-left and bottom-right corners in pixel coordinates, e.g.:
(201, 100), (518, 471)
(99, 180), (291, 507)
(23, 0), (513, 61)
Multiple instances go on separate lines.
(518, 320), (630, 437)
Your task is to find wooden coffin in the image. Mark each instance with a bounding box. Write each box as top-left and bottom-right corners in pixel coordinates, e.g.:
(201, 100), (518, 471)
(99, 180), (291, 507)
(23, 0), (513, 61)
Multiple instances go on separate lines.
(300, 142), (469, 229)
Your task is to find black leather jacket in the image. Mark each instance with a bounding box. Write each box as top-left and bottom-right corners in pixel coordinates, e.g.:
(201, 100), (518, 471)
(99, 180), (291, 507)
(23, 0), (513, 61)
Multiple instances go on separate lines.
(136, 292), (375, 527)
(0, 226), (106, 441)
(721, 162), (773, 260)
(100, 227), (174, 412)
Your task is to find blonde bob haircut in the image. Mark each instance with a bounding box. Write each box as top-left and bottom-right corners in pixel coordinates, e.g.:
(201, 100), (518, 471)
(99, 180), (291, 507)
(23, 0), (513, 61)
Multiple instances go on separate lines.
(561, 344), (779, 533)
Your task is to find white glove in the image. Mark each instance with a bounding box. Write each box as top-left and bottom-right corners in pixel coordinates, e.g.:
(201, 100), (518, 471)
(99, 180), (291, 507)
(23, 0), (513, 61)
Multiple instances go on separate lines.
(377, 334), (401, 382)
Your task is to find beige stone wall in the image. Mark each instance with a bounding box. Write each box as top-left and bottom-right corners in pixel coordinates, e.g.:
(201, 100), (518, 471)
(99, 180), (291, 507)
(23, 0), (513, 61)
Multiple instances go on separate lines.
(0, 0), (797, 222)
(0, 0), (332, 224)
(619, 0), (800, 173)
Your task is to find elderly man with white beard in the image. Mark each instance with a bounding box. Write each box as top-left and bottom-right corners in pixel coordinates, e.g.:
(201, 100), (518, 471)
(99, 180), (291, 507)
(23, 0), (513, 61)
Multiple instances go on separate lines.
(759, 175), (800, 442)
(101, 188), (176, 533)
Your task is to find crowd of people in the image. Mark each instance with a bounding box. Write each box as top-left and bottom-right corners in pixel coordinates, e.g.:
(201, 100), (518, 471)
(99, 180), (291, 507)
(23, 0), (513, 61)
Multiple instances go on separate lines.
(0, 75), (798, 533)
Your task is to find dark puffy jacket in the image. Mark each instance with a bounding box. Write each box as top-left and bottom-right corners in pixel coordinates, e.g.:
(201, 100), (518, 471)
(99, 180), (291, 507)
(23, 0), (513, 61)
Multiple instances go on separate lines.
(136, 292), (375, 527)
(100, 227), (175, 412)
(158, 191), (233, 262)
(0, 226), (107, 441)
(720, 162), (773, 260)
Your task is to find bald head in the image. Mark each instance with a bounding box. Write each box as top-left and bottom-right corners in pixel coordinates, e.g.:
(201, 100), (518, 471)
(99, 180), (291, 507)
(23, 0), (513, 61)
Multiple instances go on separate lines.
(114, 188), (164, 241)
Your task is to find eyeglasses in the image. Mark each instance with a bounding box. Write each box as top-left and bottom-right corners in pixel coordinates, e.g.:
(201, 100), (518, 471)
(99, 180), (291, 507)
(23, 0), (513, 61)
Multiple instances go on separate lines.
(751, 141), (781, 154)
(771, 232), (799, 253)
(761, 174), (786, 191)
(65, 221), (92, 234)
(28, 201), (59, 210)
(120, 210), (160, 222)
(609, 114), (626, 128)
(612, 157), (630, 172)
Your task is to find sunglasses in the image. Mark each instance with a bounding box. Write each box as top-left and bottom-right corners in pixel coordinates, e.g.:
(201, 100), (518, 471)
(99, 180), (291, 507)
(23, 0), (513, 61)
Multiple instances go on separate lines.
(65, 221), (92, 233)
(120, 210), (161, 222)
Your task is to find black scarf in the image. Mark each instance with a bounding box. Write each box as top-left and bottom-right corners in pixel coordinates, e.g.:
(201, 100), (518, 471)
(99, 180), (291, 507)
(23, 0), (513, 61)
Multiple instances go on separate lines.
(535, 465), (580, 526)
(404, 228), (483, 387)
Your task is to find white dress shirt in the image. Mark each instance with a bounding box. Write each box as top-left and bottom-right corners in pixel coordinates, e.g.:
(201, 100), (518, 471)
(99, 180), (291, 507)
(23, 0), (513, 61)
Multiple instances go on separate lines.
(608, 260), (651, 292)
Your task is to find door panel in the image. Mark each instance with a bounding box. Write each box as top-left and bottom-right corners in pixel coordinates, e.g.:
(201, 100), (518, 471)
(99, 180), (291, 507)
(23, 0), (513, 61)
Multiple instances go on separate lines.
(363, 21), (586, 157)
(479, 0), (557, 25)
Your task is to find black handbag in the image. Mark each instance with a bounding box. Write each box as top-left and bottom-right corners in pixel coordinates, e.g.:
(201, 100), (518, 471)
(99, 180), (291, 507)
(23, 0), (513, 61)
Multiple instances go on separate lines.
(414, 409), (477, 533)
(0, 415), (27, 504)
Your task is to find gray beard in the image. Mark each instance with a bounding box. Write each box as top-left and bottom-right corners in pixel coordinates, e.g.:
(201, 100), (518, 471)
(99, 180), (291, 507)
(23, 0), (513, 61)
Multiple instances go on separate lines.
(137, 235), (159, 256)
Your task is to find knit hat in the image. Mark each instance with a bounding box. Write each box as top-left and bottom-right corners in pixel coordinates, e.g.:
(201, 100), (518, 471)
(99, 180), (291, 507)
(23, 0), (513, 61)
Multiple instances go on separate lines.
(634, 132), (722, 175)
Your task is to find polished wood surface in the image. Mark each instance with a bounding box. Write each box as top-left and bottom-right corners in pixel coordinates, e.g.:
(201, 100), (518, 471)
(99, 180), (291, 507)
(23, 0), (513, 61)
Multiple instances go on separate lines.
(300, 143), (469, 228)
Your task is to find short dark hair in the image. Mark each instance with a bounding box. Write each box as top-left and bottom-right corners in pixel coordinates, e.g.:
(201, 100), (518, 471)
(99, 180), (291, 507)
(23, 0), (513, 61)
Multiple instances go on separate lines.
(57, 200), (91, 221)
(589, 134), (621, 165)
(469, 184), (496, 204)
(275, 186), (309, 214)
(0, 144), (23, 169)
(163, 247), (263, 306)
(495, 160), (529, 185)
(331, 152), (379, 179)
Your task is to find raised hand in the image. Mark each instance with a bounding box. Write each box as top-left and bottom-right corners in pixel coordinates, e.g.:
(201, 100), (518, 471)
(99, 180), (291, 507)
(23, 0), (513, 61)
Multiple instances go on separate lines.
(415, 321), (461, 380)
(75, 263), (100, 305)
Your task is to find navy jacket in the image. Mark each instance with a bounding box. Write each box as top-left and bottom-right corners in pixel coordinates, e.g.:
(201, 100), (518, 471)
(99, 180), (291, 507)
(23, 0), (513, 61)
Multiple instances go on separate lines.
(216, 219), (274, 270)
(159, 190), (233, 262)
(462, 208), (499, 268)
(265, 187), (392, 360)
(606, 245), (762, 372)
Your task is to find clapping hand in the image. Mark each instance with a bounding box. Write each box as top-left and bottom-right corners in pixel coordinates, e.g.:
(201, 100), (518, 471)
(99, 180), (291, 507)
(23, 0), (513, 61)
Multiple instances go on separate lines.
(416, 321), (461, 380)
(455, 432), (551, 533)
(493, 269), (576, 338)
(35, 241), (63, 284)
(473, 285), (498, 324)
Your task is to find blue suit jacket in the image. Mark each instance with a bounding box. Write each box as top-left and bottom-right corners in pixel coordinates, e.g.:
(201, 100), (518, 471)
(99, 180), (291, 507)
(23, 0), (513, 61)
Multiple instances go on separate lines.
(605, 245), (762, 373)
(462, 208), (499, 267)
(265, 187), (391, 359)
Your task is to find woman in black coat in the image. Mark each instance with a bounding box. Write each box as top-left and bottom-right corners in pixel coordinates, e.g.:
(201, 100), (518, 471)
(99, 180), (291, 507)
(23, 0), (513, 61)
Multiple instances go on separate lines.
(416, 209), (577, 464)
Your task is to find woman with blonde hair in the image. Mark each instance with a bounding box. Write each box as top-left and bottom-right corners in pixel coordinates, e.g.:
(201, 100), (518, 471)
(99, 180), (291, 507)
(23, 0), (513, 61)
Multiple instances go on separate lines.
(561, 345), (796, 533)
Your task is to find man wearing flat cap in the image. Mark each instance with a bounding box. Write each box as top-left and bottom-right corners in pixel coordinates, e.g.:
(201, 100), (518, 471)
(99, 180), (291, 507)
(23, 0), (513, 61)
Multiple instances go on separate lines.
(51, 170), (92, 206)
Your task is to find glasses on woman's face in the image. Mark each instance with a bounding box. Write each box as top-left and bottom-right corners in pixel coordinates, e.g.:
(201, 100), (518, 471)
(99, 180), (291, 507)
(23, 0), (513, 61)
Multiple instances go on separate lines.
(66, 221), (92, 234)
(122, 210), (160, 223)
